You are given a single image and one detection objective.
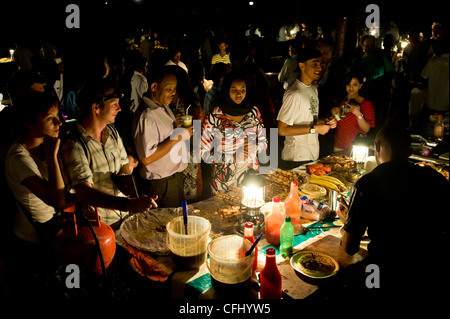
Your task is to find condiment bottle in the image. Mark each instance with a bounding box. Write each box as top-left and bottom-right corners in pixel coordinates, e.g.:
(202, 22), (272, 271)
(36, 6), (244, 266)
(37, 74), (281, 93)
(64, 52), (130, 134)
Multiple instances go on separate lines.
(265, 197), (285, 246)
(434, 114), (444, 140)
(280, 216), (294, 258)
(283, 181), (303, 235)
(259, 247), (282, 299)
(244, 222), (258, 275)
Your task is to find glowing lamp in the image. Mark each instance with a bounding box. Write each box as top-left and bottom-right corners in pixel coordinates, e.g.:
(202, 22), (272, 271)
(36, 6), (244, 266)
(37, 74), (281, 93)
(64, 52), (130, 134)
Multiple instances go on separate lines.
(351, 145), (369, 164)
(240, 169), (265, 235)
(349, 144), (369, 182)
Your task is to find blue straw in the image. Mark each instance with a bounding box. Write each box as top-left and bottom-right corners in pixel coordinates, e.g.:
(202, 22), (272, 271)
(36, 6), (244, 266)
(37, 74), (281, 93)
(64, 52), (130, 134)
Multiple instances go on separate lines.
(182, 200), (188, 235)
(245, 233), (263, 257)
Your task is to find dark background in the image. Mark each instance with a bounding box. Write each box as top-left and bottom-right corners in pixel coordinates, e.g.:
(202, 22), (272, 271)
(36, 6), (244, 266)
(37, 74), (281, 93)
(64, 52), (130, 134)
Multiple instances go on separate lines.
(1, 0), (446, 91)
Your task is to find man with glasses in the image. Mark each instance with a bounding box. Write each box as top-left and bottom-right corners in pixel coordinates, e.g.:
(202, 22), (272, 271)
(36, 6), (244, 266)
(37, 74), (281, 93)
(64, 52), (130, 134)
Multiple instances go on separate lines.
(60, 77), (157, 229)
(132, 66), (193, 208)
(277, 46), (337, 170)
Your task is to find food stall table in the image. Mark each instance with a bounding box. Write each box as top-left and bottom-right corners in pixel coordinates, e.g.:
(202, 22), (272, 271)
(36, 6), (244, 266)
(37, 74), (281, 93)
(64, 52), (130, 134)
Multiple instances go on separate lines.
(116, 187), (368, 300)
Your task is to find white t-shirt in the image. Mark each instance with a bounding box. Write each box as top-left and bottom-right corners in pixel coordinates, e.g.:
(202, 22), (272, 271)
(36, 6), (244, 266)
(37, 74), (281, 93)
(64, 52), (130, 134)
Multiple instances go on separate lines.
(130, 71), (148, 113)
(277, 79), (319, 162)
(278, 55), (299, 90)
(165, 60), (188, 73)
(6, 142), (57, 243)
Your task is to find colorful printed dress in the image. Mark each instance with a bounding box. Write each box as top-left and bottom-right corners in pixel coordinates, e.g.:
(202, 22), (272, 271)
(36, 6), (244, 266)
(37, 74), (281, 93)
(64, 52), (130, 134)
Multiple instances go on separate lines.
(201, 106), (267, 194)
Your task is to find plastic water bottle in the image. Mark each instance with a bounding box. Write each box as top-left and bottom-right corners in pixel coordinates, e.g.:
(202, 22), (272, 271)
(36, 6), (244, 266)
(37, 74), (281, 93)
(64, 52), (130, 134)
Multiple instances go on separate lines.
(280, 216), (294, 258)
(265, 197), (285, 246)
(283, 181), (303, 234)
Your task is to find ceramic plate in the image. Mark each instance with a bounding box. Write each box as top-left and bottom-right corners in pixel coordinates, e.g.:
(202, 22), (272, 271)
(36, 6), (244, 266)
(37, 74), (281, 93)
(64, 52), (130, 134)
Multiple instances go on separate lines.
(290, 250), (339, 279)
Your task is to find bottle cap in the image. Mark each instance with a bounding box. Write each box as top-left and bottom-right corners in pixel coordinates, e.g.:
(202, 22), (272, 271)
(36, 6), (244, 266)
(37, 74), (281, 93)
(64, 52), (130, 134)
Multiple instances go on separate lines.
(266, 247), (276, 255)
(273, 197), (280, 203)
(285, 216), (291, 222)
(245, 222), (254, 228)
(291, 181), (298, 186)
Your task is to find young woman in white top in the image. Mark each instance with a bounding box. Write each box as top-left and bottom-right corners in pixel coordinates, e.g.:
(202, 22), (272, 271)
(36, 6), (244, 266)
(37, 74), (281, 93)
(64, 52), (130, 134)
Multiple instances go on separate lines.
(5, 89), (65, 296)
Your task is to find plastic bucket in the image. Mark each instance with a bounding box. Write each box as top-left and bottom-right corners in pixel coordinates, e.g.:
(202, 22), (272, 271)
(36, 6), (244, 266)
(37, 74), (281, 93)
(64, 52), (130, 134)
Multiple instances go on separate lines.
(207, 235), (254, 286)
(166, 216), (211, 269)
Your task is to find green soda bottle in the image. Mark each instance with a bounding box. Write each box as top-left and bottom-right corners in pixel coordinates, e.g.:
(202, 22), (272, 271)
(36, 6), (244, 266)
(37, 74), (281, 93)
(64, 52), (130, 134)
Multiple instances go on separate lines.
(280, 216), (294, 258)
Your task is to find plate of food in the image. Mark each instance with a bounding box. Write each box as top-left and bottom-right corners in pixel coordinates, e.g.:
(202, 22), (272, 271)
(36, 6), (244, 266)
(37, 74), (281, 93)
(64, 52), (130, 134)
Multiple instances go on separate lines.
(299, 183), (327, 199)
(318, 154), (354, 172)
(290, 250), (339, 281)
(120, 207), (182, 256)
(306, 163), (331, 175)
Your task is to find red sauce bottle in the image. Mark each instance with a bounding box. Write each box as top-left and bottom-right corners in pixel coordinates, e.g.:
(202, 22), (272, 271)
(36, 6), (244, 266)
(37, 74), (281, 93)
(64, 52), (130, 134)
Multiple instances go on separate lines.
(244, 222), (258, 275)
(259, 247), (282, 299)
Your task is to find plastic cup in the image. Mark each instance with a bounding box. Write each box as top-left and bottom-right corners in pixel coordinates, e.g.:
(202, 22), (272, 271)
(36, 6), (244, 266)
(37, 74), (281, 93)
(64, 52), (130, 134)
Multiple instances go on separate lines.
(207, 235), (254, 289)
(181, 115), (193, 127)
(166, 216), (211, 269)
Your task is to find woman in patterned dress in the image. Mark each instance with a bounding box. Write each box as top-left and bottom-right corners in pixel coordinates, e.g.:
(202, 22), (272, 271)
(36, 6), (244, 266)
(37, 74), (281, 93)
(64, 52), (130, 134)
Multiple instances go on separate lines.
(201, 70), (267, 194)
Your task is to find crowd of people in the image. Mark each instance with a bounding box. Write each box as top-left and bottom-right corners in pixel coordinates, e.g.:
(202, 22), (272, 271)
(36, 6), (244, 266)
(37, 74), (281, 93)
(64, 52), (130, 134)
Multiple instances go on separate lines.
(0, 18), (448, 300)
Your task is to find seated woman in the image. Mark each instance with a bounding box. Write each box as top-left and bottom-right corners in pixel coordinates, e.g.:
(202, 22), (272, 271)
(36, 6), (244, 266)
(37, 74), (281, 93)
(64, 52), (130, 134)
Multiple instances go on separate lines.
(5, 89), (66, 295)
(201, 70), (267, 194)
(331, 74), (375, 152)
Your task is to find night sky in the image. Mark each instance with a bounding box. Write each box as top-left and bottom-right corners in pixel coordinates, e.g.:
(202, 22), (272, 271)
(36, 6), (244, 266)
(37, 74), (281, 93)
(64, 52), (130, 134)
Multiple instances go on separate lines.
(1, 0), (446, 88)
(3, 0), (445, 42)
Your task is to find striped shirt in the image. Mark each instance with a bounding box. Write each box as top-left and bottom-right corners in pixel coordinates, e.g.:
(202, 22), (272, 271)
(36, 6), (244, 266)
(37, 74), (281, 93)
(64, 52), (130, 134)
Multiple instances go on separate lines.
(211, 53), (231, 65)
(334, 99), (375, 150)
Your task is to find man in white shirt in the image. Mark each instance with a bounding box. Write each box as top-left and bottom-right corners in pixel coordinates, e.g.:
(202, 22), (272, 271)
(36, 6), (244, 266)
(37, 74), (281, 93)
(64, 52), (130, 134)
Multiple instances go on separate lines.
(130, 55), (148, 113)
(277, 46), (337, 170)
(278, 39), (300, 89)
(165, 47), (188, 73)
(132, 66), (193, 207)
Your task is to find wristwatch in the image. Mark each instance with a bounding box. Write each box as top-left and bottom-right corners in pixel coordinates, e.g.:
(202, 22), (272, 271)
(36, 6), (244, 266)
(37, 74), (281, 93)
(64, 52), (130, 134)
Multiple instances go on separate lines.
(356, 114), (364, 120)
(309, 126), (316, 134)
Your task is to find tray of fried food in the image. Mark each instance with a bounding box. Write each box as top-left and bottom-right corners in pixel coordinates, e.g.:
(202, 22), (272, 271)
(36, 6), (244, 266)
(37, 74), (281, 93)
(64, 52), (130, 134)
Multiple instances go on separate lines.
(264, 183), (291, 202)
(217, 205), (242, 219)
(263, 168), (306, 186)
(306, 163), (331, 175)
(214, 191), (241, 206)
(318, 154), (354, 172)
(263, 169), (306, 201)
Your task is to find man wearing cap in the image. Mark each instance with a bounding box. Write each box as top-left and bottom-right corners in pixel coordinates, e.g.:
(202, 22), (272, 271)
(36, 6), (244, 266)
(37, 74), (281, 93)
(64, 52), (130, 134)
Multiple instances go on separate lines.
(60, 77), (157, 229)
(277, 46), (337, 170)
